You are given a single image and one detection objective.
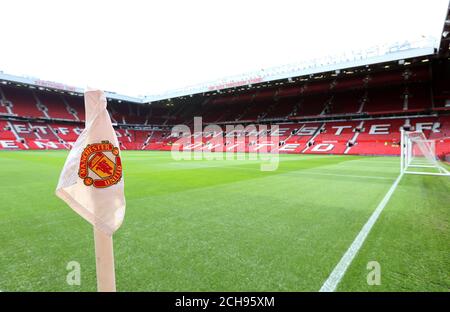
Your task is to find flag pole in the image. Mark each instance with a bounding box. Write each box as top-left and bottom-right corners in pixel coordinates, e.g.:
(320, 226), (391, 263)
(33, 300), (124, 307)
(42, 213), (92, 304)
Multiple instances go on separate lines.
(93, 227), (116, 292)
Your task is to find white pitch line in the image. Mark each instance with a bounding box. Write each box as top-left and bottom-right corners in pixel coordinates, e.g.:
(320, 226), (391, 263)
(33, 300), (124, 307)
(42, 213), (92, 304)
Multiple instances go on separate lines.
(296, 171), (395, 181)
(319, 172), (404, 292)
(169, 163), (395, 181)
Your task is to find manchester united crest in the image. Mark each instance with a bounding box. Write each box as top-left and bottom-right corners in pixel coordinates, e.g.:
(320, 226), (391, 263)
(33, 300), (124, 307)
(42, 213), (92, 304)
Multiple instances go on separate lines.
(78, 141), (123, 188)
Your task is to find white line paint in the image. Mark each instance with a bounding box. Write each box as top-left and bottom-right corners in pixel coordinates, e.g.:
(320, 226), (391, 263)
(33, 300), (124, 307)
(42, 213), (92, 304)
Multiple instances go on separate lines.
(169, 162), (395, 181)
(297, 171), (395, 181)
(319, 172), (404, 292)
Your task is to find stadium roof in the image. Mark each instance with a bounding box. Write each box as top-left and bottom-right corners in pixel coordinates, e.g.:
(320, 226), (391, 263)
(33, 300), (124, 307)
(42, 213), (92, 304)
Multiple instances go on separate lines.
(142, 37), (438, 102)
(1, 0), (449, 103)
(438, 3), (450, 54)
(0, 72), (143, 103)
(2, 0), (450, 106)
(0, 38), (439, 104)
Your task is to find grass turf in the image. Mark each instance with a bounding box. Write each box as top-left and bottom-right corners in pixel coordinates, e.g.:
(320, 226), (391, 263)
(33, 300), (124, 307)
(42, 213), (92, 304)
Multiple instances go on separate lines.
(0, 151), (448, 291)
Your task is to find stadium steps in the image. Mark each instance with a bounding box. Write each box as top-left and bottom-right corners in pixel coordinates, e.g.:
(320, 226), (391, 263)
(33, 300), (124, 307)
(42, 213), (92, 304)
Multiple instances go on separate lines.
(142, 132), (153, 150)
(344, 121), (365, 154)
(8, 121), (30, 149)
(31, 91), (50, 119)
(0, 86), (6, 103)
(320, 96), (334, 116)
(124, 128), (132, 142)
(47, 124), (67, 147)
(301, 123), (325, 153)
(2, 87), (42, 118)
(319, 96), (333, 116)
(7, 121), (21, 141)
(280, 125), (302, 146)
(357, 93), (367, 113)
(0, 100), (11, 115)
(0, 87), (9, 113)
(0, 87), (14, 115)
(55, 95), (80, 121)
(63, 96), (80, 121)
(107, 106), (118, 124)
(403, 89), (409, 111)
(30, 122), (42, 140)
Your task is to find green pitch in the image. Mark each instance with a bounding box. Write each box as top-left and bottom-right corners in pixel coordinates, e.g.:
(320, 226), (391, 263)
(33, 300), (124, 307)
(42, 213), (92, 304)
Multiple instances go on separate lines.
(0, 151), (448, 291)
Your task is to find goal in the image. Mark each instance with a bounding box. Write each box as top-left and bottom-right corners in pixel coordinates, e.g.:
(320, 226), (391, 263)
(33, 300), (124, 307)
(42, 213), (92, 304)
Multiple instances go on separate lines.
(400, 130), (450, 176)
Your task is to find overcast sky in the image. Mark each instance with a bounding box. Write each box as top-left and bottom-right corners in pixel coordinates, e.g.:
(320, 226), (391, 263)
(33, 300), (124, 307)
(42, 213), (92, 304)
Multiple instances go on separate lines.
(0, 0), (448, 97)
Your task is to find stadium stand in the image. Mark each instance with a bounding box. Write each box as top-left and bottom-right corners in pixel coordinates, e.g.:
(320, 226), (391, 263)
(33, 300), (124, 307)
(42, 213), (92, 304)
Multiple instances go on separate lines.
(0, 60), (449, 159)
(64, 96), (85, 121)
(36, 92), (74, 120)
(2, 85), (45, 118)
(0, 121), (16, 140)
(0, 100), (10, 115)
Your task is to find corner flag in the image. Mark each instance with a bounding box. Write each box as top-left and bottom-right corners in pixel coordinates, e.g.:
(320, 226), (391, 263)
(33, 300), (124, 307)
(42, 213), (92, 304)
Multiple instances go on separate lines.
(56, 88), (125, 291)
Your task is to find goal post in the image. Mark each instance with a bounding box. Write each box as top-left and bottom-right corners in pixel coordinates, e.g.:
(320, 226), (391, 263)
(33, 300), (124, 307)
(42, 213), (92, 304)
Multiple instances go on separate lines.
(400, 129), (450, 176)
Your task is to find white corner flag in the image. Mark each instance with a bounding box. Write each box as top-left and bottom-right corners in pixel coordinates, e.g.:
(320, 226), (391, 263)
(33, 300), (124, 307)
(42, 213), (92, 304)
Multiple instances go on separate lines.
(56, 88), (125, 292)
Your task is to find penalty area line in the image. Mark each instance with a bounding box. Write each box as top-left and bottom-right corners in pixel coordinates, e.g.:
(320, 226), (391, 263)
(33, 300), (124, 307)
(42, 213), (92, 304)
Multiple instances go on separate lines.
(319, 172), (404, 292)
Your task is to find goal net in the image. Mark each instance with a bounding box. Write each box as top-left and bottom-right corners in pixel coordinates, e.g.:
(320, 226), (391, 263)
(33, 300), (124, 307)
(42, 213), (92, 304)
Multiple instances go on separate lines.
(401, 130), (450, 176)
